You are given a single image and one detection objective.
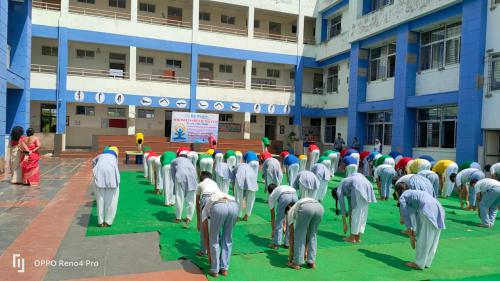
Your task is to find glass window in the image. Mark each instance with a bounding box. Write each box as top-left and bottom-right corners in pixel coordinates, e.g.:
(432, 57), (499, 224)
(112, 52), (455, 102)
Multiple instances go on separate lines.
(219, 114), (233, 122)
(269, 22), (281, 34)
(139, 3), (155, 13)
(221, 15), (236, 25)
(369, 0), (394, 13)
(109, 0), (126, 8)
(76, 49), (95, 59)
(310, 118), (321, 126)
(107, 107), (126, 117)
(78, 0), (95, 4)
(327, 65), (339, 93)
(166, 59), (182, 68)
(329, 15), (342, 38)
(137, 109), (155, 118)
(40, 104), (57, 133)
(243, 67), (257, 76)
(138, 56), (154, 65)
(324, 117), (336, 143)
(168, 7), (183, 19)
(366, 111), (392, 145)
(292, 25), (297, 34)
(489, 53), (500, 91)
(250, 115), (257, 123)
(219, 64), (233, 73)
(42, 46), (58, 56)
(420, 23), (461, 71)
(416, 106), (457, 148)
(369, 43), (396, 81)
(76, 106), (95, 116)
(199, 12), (210, 21)
(267, 69), (280, 78)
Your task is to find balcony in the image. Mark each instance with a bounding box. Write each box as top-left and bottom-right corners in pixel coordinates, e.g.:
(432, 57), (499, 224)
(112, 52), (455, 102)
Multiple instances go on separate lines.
(137, 14), (191, 28)
(199, 23), (247, 36)
(67, 67), (129, 79)
(198, 79), (245, 89)
(33, 0), (61, 11)
(31, 64), (57, 74)
(251, 83), (294, 92)
(136, 73), (190, 84)
(303, 88), (324, 95)
(254, 32), (297, 43)
(69, 5), (130, 20)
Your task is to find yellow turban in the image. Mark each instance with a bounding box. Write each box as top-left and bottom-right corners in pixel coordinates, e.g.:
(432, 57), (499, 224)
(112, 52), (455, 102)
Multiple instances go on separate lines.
(136, 133), (144, 145)
(207, 149), (215, 155)
(108, 146), (119, 157)
(299, 154), (307, 160)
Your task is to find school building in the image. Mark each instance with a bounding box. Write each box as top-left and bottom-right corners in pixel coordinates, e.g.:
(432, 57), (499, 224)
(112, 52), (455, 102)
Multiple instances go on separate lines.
(1, 0), (500, 171)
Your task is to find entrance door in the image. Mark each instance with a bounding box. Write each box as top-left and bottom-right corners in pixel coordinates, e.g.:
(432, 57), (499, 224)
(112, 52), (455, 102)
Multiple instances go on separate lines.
(109, 53), (126, 78)
(484, 130), (500, 164)
(265, 116), (277, 140)
(40, 104), (57, 133)
(165, 111), (172, 138)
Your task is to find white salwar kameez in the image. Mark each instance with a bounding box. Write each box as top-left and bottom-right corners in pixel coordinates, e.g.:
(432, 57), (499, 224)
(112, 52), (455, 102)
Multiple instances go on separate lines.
(162, 164), (175, 205)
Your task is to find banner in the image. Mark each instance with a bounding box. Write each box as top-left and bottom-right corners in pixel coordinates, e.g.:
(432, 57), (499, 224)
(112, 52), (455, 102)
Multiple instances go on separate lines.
(170, 112), (219, 143)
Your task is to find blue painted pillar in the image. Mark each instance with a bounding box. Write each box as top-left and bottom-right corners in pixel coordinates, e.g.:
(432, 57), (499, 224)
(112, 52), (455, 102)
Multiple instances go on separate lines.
(189, 44), (198, 112)
(6, 0), (31, 132)
(320, 19), (328, 42)
(293, 57), (304, 125)
(392, 23), (418, 155)
(0, 0), (7, 159)
(56, 28), (68, 134)
(347, 41), (368, 146)
(456, 0), (487, 163)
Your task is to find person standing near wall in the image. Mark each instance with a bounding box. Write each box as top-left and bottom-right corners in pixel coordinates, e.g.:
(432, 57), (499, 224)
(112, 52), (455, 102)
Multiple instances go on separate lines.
(334, 133), (345, 152)
(21, 128), (42, 187)
(9, 126), (25, 184)
(92, 147), (120, 227)
(351, 137), (361, 151)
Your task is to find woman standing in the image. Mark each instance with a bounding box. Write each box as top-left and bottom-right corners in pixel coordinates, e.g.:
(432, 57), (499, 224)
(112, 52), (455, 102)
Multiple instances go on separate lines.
(20, 128), (41, 187)
(9, 126), (25, 184)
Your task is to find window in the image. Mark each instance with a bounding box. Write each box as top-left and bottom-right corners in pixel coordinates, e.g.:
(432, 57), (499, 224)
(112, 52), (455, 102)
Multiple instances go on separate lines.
(254, 20), (260, 28)
(243, 67), (257, 76)
(250, 115), (257, 123)
(327, 65), (339, 93)
(369, 43), (396, 81)
(324, 118), (336, 143)
(199, 12), (210, 21)
(310, 118), (321, 126)
(495, 0), (500, 5)
(137, 109), (155, 118)
(289, 117), (294, 125)
(219, 114), (233, 122)
(42, 46), (58, 56)
(292, 25), (297, 34)
(166, 59), (182, 68)
(107, 107), (126, 117)
(416, 106), (457, 148)
(489, 53), (500, 91)
(420, 22), (461, 71)
(76, 49), (95, 59)
(139, 3), (155, 13)
(267, 69), (280, 78)
(313, 73), (324, 95)
(369, 0), (394, 13)
(290, 71), (295, 80)
(109, 0), (126, 9)
(78, 0), (95, 4)
(221, 15), (235, 25)
(138, 56), (154, 65)
(76, 106), (95, 116)
(219, 64), (233, 73)
(40, 104), (57, 133)
(269, 22), (281, 35)
(366, 112), (392, 145)
(167, 7), (182, 20)
(329, 15), (342, 38)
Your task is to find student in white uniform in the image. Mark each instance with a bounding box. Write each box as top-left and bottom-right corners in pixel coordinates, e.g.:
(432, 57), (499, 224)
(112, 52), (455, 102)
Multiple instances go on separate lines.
(201, 192), (238, 277)
(283, 153), (300, 186)
(343, 156), (359, 177)
(374, 164), (397, 200)
(306, 144), (320, 171)
(293, 170), (320, 199)
(418, 170), (440, 198)
(244, 151), (260, 176)
(154, 156), (163, 194)
(235, 150), (243, 165)
(333, 173), (377, 243)
(142, 146), (152, 178)
(311, 163), (331, 202)
(215, 161), (231, 194)
(487, 163), (500, 180)
(232, 163), (259, 221)
(196, 172), (221, 256)
(160, 152), (176, 206)
(397, 189), (445, 270)
(262, 156), (283, 192)
(198, 153), (214, 174)
(92, 149), (121, 227)
(474, 178), (500, 228)
(147, 152), (159, 185)
(298, 154), (307, 172)
(187, 151), (199, 173)
(451, 168), (485, 210)
(171, 153), (199, 228)
(267, 184), (298, 249)
(285, 197), (324, 270)
(406, 159), (432, 174)
(323, 150), (340, 175)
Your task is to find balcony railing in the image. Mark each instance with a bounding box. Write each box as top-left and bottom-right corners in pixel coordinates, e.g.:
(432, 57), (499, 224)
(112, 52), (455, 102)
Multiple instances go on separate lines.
(199, 23), (248, 36)
(31, 64), (57, 74)
(303, 38), (316, 45)
(67, 67), (129, 79)
(69, 5), (130, 20)
(198, 79), (245, 89)
(254, 32), (297, 43)
(136, 73), (190, 84)
(303, 88), (324, 95)
(33, 0), (61, 11)
(251, 83), (294, 92)
(138, 15), (191, 29)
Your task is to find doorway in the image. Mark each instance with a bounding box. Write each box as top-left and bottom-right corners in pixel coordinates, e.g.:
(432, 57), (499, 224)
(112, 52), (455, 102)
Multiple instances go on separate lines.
(165, 111), (172, 138)
(484, 130), (500, 165)
(109, 53), (126, 78)
(265, 116), (277, 140)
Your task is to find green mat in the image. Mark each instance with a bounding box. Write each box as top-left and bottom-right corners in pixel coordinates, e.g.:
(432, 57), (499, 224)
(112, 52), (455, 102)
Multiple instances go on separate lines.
(86, 171), (500, 280)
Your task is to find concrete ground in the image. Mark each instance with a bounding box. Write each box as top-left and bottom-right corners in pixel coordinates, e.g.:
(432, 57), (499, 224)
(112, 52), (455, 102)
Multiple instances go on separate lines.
(0, 158), (207, 281)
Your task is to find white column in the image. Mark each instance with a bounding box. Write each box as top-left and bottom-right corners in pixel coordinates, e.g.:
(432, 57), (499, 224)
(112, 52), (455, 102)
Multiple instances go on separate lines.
(130, 46), (137, 81)
(192, 0), (200, 35)
(128, 105), (136, 135)
(244, 112), (251, 140)
(131, 0), (138, 22)
(248, 5), (255, 38)
(315, 17), (322, 44)
(320, 117), (326, 144)
(297, 13), (305, 46)
(61, 0), (69, 14)
(245, 60), (252, 90)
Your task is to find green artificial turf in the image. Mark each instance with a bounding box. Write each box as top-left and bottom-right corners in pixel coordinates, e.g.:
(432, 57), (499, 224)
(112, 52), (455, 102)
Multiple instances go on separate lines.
(86, 171), (500, 281)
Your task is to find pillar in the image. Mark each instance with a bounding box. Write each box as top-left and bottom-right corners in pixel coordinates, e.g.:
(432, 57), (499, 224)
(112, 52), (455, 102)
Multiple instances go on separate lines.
(320, 18), (328, 42)
(61, 0), (69, 14)
(0, 0), (8, 169)
(243, 112), (251, 140)
(315, 16), (322, 44)
(189, 0), (199, 113)
(347, 42), (368, 145)
(456, 0), (487, 162)
(293, 57), (304, 126)
(131, 0), (137, 23)
(128, 105), (136, 135)
(245, 59), (252, 90)
(55, 27), (68, 153)
(391, 23), (418, 155)
(130, 46), (136, 81)
(297, 13), (304, 46)
(247, 5), (254, 38)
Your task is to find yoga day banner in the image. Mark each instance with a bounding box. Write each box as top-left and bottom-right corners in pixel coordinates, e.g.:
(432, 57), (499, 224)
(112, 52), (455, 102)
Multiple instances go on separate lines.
(170, 112), (219, 143)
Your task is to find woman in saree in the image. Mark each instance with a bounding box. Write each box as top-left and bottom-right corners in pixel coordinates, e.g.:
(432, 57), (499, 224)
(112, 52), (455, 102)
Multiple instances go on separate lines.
(21, 128), (41, 186)
(9, 126), (25, 184)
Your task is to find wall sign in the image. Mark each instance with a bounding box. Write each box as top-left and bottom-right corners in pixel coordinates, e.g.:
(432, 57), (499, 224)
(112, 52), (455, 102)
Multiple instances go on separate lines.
(254, 103), (261, 113)
(230, 103), (240, 111)
(159, 98), (170, 107)
(140, 97), (152, 106)
(176, 99), (187, 108)
(219, 123), (242, 133)
(115, 93), (124, 105)
(198, 100), (209, 110)
(95, 92), (105, 104)
(171, 112), (219, 143)
(74, 91), (84, 102)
